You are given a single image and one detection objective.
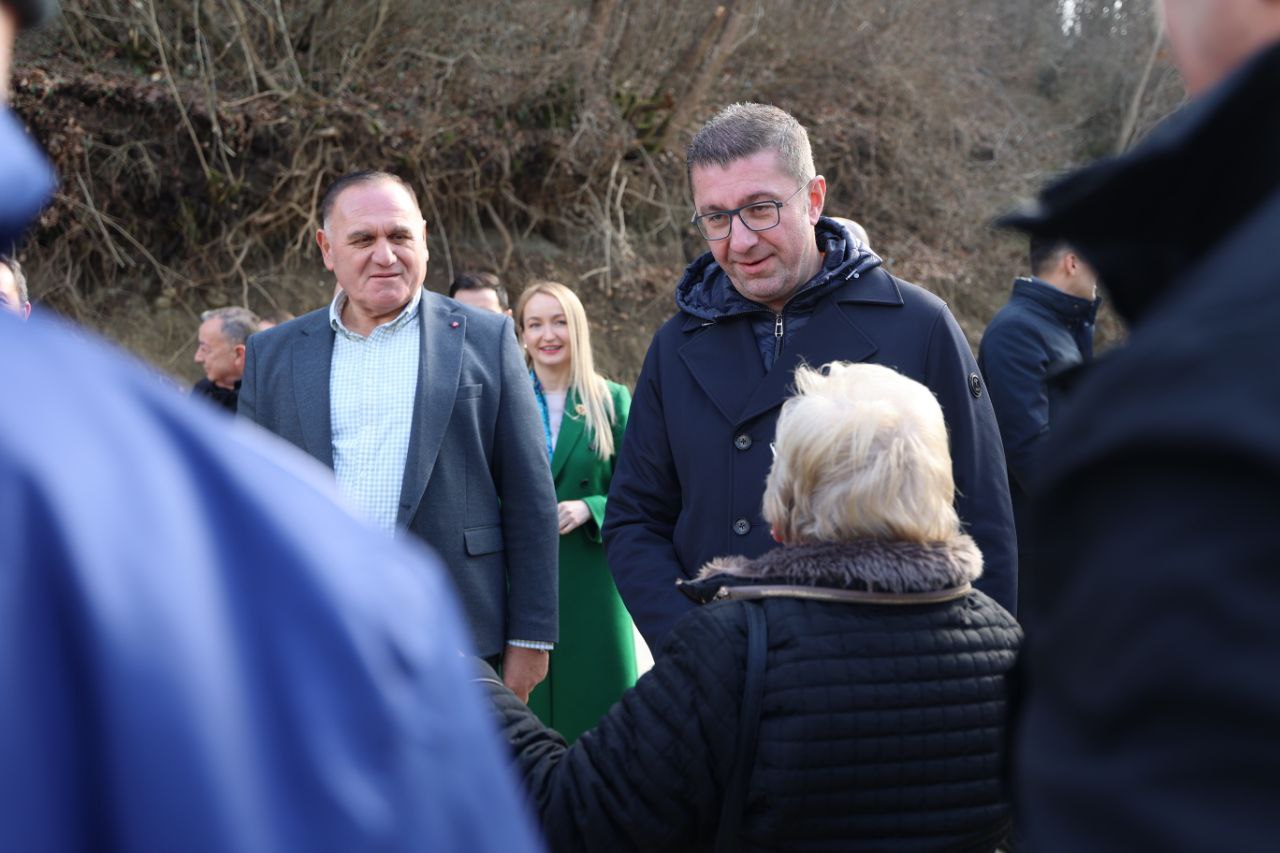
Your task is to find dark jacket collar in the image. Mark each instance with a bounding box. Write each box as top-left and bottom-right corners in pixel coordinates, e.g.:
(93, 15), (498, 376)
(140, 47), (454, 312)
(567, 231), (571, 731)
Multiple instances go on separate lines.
(998, 41), (1280, 325)
(1012, 277), (1101, 323)
(675, 216), (883, 323)
(678, 536), (982, 604)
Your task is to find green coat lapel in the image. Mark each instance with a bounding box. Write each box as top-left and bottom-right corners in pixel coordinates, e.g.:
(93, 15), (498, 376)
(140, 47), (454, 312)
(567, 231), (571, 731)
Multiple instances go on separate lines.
(550, 389), (586, 481)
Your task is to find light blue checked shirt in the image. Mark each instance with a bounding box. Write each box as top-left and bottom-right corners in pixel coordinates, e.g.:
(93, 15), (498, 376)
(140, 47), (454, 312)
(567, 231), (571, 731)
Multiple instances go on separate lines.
(329, 288), (421, 535)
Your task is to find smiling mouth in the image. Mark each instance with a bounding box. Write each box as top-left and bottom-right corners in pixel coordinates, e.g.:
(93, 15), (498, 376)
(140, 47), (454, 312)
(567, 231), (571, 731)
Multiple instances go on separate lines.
(737, 255), (772, 273)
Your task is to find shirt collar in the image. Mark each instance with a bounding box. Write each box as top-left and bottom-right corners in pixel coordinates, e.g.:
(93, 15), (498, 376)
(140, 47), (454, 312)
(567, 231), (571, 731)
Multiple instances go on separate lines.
(329, 287), (423, 339)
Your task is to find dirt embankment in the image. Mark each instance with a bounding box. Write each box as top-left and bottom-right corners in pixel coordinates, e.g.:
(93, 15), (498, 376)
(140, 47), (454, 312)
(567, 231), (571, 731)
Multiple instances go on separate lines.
(13, 1), (1181, 384)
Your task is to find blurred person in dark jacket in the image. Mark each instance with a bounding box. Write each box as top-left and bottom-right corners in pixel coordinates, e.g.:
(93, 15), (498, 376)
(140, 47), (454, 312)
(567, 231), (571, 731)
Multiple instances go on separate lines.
(0, 4), (543, 851)
(483, 361), (1021, 853)
(604, 103), (1016, 653)
(1000, 0), (1280, 848)
(978, 236), (1099, 609)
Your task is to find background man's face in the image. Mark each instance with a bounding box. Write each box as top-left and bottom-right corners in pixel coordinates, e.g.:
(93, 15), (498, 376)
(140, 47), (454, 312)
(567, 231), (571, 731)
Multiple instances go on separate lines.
(0, 263), (28, 319)
(318, 179), (428, 320)
(194, 317), (244, 389)
(691, 149), (825, 314)
(453, 287), (507, 315)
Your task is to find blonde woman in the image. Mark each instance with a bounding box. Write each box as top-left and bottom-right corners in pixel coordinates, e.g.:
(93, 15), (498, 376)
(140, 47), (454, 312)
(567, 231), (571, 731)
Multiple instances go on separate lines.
(515, 281), (636, 742)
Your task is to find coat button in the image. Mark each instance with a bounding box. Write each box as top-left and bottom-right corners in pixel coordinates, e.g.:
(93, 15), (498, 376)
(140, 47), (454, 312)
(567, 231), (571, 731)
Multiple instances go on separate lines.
(733, 518), (751, 536)
(579, 478), (590, 488)
(734, 433), (752, 451)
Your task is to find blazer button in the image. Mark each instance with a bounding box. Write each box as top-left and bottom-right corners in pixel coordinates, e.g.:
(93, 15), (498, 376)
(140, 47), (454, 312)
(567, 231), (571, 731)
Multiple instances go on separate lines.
(733, 518), (751, 536)
(734, 433), (753, 451)
(579, 478), (590, 488)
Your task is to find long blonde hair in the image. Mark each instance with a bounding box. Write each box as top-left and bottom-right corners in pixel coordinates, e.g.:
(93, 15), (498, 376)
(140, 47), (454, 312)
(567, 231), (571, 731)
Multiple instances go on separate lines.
(514, 281), (617, 460)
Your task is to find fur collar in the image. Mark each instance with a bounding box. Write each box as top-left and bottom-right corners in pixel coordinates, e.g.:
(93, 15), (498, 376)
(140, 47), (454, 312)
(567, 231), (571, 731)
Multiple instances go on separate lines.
(696, 536), (983, 594)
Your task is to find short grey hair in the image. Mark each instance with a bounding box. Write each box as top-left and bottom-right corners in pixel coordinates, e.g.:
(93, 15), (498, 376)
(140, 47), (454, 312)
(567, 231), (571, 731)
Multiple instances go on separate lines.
(201, 306), (262, 347)
(686, 102), (815, 187)
(0, 255), (28, 306)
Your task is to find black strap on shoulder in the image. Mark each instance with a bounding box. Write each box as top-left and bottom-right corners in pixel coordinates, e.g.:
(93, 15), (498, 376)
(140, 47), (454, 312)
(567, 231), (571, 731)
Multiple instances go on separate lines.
(716, 602), (768, 853)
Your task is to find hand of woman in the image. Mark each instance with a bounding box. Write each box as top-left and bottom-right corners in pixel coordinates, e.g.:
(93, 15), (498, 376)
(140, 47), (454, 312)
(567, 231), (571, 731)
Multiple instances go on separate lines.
(557, 499), (591, 535)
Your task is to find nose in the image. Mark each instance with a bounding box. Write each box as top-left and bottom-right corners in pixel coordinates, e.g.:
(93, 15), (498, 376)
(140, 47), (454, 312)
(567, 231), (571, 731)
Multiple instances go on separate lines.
(372, 238), (396, 265)
(728, 217), (760, 254)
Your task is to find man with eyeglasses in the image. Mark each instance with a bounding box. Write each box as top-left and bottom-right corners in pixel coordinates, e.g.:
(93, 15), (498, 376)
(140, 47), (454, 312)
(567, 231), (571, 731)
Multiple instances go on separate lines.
(604, 102), (1016, 651)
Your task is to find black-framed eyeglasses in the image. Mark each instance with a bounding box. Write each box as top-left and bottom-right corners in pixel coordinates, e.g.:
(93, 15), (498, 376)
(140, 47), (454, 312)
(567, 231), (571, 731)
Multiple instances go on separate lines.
(690, 177), (814, 241)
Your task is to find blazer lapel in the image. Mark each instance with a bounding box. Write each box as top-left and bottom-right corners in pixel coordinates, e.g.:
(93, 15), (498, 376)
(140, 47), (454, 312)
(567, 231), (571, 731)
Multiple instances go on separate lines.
(397, 296), (464, 527)
(550, 390), (586, 481)
(292, 315), (335, 468)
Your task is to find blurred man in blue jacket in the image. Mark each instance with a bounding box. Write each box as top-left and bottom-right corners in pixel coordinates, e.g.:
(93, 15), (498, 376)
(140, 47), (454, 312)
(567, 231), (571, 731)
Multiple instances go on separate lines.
(0, 4), (542, 851)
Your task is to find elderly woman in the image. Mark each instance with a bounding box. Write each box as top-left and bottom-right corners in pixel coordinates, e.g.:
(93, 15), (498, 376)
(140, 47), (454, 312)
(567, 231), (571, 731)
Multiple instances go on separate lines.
(480, 362), (1021, 852)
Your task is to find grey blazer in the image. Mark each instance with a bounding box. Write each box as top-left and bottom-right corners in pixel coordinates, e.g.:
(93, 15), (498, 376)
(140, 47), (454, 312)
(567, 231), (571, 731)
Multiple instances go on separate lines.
(239, 291), (559, 657)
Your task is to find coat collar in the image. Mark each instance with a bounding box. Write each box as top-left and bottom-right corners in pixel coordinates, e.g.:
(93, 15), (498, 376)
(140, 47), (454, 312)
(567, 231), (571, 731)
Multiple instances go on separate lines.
(677, 271), (887, 425)
(1011, 277), (1101, 323)
(679, 536), (983, 604)
(998, 41), (1280, 325)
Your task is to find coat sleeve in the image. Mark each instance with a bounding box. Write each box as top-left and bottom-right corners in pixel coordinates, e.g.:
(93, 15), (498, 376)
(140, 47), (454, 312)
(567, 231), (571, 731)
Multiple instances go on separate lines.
(602, 335), (697, 648)
(579, 382), (630, 544)
(925, 305), (1018, 614)
(493, 317), (561, 644)
(979, 319), (1050, 492)
(483, 611), (739, 852)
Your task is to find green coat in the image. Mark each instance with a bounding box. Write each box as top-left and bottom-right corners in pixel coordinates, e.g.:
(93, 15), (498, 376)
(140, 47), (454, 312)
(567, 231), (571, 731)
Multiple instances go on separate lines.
(528, 380), (636, 742)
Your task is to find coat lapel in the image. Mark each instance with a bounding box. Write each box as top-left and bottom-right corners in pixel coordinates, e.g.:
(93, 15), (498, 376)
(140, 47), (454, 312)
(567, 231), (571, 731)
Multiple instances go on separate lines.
(292, 315), (335, 468)
(678, 317), (767, 425)
(397, 295), (464, 527)
(550, 390), (586, 481)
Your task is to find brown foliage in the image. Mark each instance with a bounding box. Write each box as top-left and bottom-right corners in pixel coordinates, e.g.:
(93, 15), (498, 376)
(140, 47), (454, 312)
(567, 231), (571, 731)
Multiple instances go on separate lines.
(11, 0), (1182, 382)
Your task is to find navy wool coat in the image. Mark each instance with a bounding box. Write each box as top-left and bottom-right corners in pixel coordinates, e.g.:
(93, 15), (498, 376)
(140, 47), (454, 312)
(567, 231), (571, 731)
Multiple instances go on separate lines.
(604, 227), (1017, 648)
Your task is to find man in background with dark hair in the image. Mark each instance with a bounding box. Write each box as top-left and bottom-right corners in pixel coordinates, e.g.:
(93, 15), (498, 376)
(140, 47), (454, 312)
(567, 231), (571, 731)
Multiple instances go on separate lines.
(449, 271), (511, 316)
(1004, 0), (1280, 847)
(0, 253), (30, 319)
(192, 306), (260, 412)
(240, 171), (559, 701)
(978, 236), (1099, 608)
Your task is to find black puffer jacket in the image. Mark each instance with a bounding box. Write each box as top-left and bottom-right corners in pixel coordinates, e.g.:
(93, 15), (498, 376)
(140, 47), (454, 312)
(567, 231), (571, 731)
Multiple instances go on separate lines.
(485, 537), (1021, 852)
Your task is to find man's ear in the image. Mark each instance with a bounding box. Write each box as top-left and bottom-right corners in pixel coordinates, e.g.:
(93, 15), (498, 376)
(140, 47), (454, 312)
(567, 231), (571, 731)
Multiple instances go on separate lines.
(316, 228), (334, 271)
(807, 175), (827, 224)
(233, 343), (246, 369)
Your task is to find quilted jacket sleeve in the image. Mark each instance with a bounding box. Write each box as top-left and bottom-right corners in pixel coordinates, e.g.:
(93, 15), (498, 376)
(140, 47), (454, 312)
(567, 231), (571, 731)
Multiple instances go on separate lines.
(483, 611), (742, 852)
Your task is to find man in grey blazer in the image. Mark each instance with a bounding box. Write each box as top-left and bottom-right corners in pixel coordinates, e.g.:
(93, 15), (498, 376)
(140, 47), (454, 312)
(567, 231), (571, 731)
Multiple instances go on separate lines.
(239, 171), (558, 701)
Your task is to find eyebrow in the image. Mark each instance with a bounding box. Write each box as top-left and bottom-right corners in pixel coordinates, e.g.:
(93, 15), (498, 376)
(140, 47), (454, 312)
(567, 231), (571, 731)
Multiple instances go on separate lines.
(697, 191), (781, 214)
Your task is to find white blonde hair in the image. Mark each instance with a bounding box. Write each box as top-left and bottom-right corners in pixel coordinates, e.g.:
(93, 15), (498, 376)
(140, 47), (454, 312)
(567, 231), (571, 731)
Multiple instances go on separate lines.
(763, 362), (959, 544)
(515, 281), (617, 461)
